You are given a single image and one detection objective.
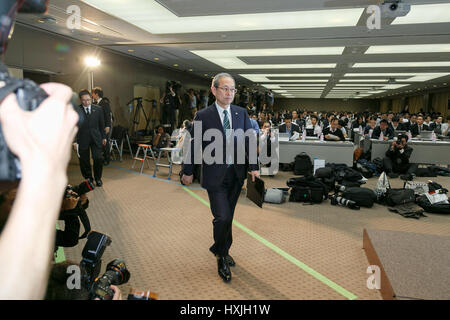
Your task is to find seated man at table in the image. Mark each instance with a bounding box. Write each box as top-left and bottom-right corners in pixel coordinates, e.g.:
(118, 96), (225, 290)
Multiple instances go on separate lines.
(410, 115), (429, 137)
(305, 115), (322, 137)
(278, 114), (300, 138)
(382, 134), (418, 180)
(391, 116), (405, 132)
(372, 119), (394, 140)
(322, 118), (345, 141)
(364, 116), (377, 137)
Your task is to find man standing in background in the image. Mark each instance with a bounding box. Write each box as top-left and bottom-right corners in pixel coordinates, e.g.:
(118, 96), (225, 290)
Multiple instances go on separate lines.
(75, 90), (106, 187)
(92, 87), (112, 166)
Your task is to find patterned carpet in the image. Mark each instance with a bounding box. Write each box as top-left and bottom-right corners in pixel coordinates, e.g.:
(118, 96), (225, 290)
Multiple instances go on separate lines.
(61, 152), (450, 300)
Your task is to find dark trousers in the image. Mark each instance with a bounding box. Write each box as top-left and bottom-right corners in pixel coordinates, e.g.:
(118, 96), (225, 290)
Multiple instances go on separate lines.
(207, 166), (243, 257)
(79, 143), (103, 180)
(103, 130), (112, 164)
(383, 157), (418, 175)
(55, 216), (80, 247)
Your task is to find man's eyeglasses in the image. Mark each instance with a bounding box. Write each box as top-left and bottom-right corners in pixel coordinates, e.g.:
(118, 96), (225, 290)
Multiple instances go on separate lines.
(216, 87), (237, 93)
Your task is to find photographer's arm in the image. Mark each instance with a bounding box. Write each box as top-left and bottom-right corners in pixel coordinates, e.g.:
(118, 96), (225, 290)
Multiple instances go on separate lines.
(0, 83), (78, 299)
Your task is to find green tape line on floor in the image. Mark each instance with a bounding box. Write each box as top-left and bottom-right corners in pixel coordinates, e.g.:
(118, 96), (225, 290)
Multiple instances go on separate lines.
(182, 186), (357, 300)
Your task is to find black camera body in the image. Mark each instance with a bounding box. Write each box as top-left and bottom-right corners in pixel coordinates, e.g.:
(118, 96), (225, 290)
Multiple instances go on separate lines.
(0, 1), (83, 181)
(65, 179), (95, 198)
(90, 259), (130, 300)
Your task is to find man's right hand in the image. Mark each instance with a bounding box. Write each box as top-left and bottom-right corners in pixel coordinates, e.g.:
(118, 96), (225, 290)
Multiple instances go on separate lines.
(181, 174), (193, 185)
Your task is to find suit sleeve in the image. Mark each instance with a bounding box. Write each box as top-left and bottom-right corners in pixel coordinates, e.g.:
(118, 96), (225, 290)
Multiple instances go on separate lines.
(244, 110), (259, 172)
(103, 101), (112, 129)
(182, 112), (200, 176)
(98, 107), (106, 140)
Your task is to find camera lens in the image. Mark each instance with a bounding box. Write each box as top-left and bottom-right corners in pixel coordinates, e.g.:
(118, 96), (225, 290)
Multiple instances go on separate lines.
(390, 3), (398, 10)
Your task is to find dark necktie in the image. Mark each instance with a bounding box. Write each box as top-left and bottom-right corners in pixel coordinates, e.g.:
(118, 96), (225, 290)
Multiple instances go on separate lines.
(223, 110), (230, 132)
(223, 110), (232, 165)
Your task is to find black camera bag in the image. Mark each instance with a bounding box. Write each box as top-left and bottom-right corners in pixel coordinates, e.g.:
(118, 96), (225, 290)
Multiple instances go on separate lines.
(342, 187), (377, 208)
(385, 188), (415, 206)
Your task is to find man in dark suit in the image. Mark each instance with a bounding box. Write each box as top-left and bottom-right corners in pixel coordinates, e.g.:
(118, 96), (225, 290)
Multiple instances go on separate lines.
(92, 87), (112, 166)
(74, 90), (106, 187)
(372, 119), (394, 140)
(391, 116), (405, 132)
(322, 118), (345, 141)
(410, 115), (430, 137)
(181, 73), (259, 283)
(278, 114), (300, 137)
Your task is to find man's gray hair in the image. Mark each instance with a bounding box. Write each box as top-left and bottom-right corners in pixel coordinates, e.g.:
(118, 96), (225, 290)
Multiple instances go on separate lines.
(212, 73), (235, 88)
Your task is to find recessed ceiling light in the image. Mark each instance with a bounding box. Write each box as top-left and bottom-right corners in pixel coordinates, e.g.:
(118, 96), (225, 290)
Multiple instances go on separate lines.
(192, 48), (343, 69)
(92, 37), (99, 41)
(188, 69), (193, 72)
(128, 49), (134, 52)
(204, 74), (208, 76)
(366, 44), (450, 54)
(392, 3), (450, 25)
(154, 57), (160, 61)
(173, 64), (179, 67)
(353, 62), (450, 68)
(82, 2), (364, 34)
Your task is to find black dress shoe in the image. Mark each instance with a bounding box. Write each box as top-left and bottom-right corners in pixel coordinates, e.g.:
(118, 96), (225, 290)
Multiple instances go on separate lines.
(217, 256), (232, 282)
(95, 179), (103, 187)
(226, 255), (235, 267)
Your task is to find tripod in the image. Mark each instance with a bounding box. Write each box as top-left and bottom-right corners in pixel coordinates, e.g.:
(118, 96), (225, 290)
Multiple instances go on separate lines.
(127, 97), (153, 139)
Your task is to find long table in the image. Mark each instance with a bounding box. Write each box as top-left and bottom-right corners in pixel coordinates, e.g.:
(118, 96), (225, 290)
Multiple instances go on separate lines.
(370, 139), (450, 165)
(279, 140), (355, 166)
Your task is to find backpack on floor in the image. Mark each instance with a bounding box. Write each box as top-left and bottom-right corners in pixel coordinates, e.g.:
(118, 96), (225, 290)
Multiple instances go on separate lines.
(287, 176), (329, 204)
(294, 152), (313, 176)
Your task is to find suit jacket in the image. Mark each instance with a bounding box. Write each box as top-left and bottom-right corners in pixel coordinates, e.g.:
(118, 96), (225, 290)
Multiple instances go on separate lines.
(97, 98), (112, 129)
(278, 123), (300, 136)
(182, 104), (259, 191)
(372, 126), (394, 140)
(76, 105), (106, 149)
(322, 126), (345, 141)
(391, 123), (406, 131)
(410, 123), (430, 137)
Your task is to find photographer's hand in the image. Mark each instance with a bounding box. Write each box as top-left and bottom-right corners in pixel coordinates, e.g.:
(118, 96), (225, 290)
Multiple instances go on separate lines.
(0, 83), (78, 299)
(62, 196), (80, 211)
(111, 285), (123, 300)
(181, 174), (193, 185)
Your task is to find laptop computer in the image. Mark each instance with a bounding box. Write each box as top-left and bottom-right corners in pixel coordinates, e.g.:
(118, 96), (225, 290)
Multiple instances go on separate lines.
(278, 132), (290, 141)
(419, 131), (433, 140)
(394, 130), (407, 136)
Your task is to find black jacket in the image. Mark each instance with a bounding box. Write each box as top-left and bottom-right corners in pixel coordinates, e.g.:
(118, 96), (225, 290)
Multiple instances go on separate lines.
(410, 123), (430, 137)
(278, 123), (301, 137)
(322, 126), (345, 141)
(97, 98), (112, 129)
(76, 105), (106, 149)
(385, 144), (413, 172)
(372, 126), (394, 140)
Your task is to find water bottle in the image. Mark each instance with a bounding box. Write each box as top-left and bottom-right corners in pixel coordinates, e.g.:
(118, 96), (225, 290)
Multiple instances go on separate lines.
(407, 130), (412, 141)
(431, 131), (437, 142)
(302, 130), (306, 142)
(359, 125), (363, 134)
(369, 129), (373, 138)
(379, 131), (384, 141)
(320, 133), (324, 142)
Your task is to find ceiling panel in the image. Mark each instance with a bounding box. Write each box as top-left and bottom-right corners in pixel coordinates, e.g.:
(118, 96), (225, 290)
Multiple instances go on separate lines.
(14, 0), (450, 99)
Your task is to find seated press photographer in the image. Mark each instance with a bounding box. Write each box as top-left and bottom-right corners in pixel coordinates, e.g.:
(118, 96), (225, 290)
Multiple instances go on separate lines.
(382, 134), (418, 180)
